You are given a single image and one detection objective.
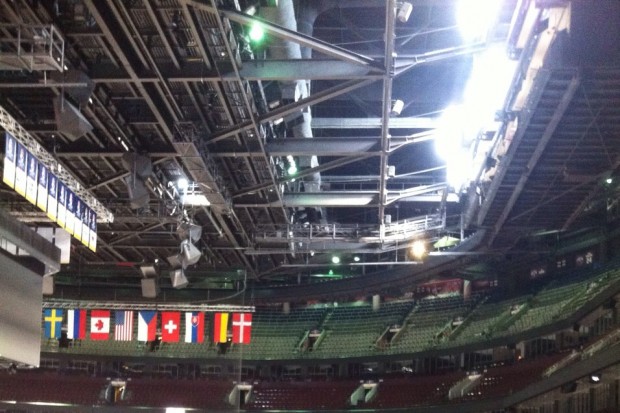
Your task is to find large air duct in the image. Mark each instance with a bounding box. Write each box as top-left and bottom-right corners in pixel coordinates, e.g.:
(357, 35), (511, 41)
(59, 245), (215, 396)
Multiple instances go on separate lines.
(261, 0), (323, 223)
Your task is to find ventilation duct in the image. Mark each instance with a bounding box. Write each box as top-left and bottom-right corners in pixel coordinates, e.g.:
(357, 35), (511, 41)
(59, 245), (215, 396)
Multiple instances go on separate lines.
(53, 96), (93, 141)
(123, 175), (149, 210)
(121, 153), (153, 209)
(261, 0), (323, 223)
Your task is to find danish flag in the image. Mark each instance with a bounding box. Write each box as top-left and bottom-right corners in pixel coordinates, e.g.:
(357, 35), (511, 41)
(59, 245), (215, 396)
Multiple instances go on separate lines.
(232, 313), (252, 344)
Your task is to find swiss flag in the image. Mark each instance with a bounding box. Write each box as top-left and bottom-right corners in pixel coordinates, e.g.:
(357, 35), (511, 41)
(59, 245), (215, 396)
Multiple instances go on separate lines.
(161, 312), (181, 343)
(90, 310), (111, 340)
(232, 313), (252, 344)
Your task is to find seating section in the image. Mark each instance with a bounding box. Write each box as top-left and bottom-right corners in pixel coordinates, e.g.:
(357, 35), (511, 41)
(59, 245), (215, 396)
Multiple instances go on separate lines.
(389, 296), (473, 353)
(0, 371), (106, 405)
(450, 295), (530, 344)
(505, 268), (620, 335)
(222, 307), (326, 359)
(311, 301), (413, 357)
(365, 372), (465, 408)
(462, 354), (565, 401)
(118, 378), (231, 409)
(247, 380), (358, 410)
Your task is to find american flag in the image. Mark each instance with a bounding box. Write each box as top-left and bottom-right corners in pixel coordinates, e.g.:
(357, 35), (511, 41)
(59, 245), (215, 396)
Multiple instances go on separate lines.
(114, 310), (134, 341)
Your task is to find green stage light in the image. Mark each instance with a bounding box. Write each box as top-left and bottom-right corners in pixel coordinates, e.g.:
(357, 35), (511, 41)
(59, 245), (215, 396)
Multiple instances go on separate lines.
(249, 22), (265, 42)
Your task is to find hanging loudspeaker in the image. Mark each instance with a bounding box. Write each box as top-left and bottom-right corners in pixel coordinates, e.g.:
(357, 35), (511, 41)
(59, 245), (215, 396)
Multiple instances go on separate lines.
(170, 269), (189, 289)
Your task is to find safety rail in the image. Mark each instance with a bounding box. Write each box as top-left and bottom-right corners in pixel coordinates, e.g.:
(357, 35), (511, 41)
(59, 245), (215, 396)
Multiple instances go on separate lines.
(0, 23), (64, 72)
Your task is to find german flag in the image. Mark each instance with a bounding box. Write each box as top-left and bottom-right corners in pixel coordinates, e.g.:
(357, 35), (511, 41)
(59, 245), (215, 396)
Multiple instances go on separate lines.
(213, 313), (229, 343)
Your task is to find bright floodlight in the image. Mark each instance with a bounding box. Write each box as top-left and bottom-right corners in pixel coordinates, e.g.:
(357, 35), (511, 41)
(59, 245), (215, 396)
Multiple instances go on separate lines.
(249, 22), (265, 42)
(410, 240), (427, 260)
(331, 256), (341, 264)
(456, 0), (501, 42)
(166, 408), (186, 413)
(287, 164), (298, 175)
(177, 177), (189, 190)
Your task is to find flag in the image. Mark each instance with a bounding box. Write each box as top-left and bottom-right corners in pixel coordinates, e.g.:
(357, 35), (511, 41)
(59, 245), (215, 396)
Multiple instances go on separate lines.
(138, 311), (157, 342)
(43, 309), (63, 339)
(90, 310), (110, 340)
(67, 309), (86, 340)
(232, 313), (253, 344)
(114, 310), (134, 341)
(213, 313), (229, 343)
(185, 312), (205, 343)
(161, 312), (180, 343)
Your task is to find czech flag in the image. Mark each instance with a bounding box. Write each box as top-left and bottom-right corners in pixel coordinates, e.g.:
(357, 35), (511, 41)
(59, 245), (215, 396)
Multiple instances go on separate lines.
(138, 311), (157, 342)
(185, 312), (204, 343)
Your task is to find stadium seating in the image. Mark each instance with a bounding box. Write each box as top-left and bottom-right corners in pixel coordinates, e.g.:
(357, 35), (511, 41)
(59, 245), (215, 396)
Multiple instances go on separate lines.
(388, 296), (474, 353)
(247, 380), (358, 410)
(310, 301), (413, 357)
(365, 372), (465, 408)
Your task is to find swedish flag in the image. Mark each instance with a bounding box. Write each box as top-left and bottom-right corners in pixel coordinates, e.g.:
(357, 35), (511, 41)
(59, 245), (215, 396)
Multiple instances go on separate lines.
(44, 309), (63, 339)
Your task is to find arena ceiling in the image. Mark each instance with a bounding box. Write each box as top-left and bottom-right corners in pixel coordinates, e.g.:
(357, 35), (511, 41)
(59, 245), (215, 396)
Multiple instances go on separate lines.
(1, 0), (619, 301)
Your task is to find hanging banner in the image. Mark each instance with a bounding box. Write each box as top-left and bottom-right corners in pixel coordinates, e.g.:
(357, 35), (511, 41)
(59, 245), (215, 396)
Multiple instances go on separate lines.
(57, 182), (67, 228)
(81, 206), (90, 248)
(3, 133), (17, 188)
(88, 209), (97, 252)
(64, 190), (75, 236)
(25, 152), (38, 205)
(73, 197), (82, 242)
(46, 173), (58, 222)
(14, 143), (27, 197)
(36, 162), (48, 212)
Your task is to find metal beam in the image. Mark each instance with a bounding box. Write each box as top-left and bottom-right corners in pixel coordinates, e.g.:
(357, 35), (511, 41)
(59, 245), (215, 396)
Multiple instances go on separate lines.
(312, 116), (437, 129)
(488, 74), (581, 245)
(235, 190), (454, 207)
(207, 78), (375, 143)
(187, 2), (383, 71)
(233, 154), (373, 197)
(378, 0), (397, 226)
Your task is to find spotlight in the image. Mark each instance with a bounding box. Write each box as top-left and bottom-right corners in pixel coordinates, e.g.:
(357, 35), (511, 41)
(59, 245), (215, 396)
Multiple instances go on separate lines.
(177, 177), (189, 190)
(606, 177), (613, 184)
(410, 240), (427, 260)
(170, 269), (189, 289)
(249, 22), (265, 42)
(590, 373), (601, 383)
(397, 2), (413, 23)
(353, 256), (360, 262)
(331, 256), (340, 264)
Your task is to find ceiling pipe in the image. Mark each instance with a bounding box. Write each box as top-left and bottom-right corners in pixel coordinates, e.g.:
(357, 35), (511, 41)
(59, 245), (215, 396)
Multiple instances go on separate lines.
(262, 0), (323, 223)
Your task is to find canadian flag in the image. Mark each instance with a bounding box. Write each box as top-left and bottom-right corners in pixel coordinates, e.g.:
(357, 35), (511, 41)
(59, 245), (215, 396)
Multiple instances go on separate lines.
(232, 313), (252, 344)
(90, 310), (110, 340)
(161, 312), (180, 342)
